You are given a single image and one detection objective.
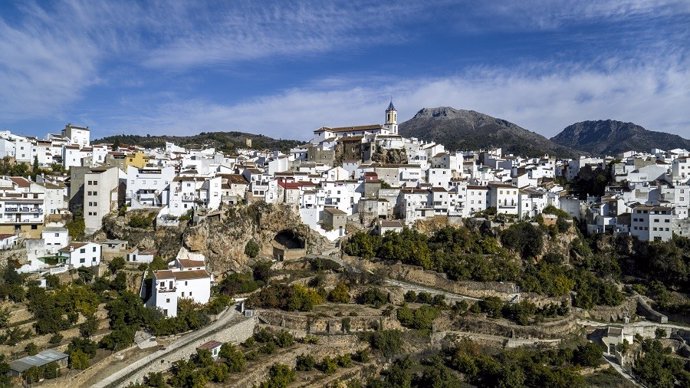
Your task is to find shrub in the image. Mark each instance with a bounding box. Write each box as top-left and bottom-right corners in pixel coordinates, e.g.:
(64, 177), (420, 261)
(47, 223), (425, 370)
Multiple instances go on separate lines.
(49, 333), (63, 345)
(261, 364), (296, 388)
(357, 288), (388, 308)
(367, 330), (403, 358)
(245, 240), (260, 258)
(220, 343), (246, 372)
(328, 282), (350, 303)
(317, 356), (338, 374)
(128, 213), (155, 228)
(296, 354), (316, 371)
(573, 342), (604, 367)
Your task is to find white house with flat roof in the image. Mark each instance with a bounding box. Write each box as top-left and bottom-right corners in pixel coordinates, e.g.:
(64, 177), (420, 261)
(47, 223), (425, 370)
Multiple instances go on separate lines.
(58, 241), (101, 268)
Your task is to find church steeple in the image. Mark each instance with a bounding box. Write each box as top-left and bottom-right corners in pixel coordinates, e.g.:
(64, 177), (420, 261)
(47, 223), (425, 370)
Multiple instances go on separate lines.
(385, 100), (398, 134)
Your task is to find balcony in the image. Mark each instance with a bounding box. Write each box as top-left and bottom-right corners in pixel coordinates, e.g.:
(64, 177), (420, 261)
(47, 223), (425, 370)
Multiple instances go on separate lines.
(4, 207), (43, 214)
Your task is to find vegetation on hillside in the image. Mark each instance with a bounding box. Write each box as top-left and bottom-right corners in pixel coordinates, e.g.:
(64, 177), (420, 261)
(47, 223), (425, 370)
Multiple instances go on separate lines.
(344, 223), (623, 308)
(94, 132), (304, 153)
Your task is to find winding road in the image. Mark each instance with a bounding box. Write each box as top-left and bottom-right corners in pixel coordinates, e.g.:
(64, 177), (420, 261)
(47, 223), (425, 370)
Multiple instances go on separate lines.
(92, 307), (250, 388)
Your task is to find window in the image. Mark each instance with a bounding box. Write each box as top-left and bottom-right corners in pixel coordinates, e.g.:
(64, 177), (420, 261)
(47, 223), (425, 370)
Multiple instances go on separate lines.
(80, 248), (86, 253)
(166, 298), (170, 303)
(181, 292), (185, 297)
(80, 258), (85, 263)
(93, 247), (97, 252)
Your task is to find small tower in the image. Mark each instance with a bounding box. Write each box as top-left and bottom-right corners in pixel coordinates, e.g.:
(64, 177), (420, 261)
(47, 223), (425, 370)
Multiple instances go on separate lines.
(385, 100), (398, 134)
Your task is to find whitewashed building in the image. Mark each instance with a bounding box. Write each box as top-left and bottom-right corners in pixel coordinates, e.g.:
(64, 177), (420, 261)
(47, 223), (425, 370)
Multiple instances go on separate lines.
(59, 242), (101, 268)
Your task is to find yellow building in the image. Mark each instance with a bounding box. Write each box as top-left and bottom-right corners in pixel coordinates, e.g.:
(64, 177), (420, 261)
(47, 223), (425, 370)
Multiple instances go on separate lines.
(105, 150), (148, 171)
(125, 151), (148, 169)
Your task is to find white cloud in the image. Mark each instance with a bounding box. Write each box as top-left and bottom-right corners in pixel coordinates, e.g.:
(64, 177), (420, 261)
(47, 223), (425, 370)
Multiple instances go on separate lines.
(140, 1), (429, 69)
(97, 59), (690, 140)
(0, 13), (100, 120)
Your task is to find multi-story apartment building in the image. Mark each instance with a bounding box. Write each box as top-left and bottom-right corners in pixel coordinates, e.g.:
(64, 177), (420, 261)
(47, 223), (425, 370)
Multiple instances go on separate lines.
(488, 182), (519, 216)
(168, 175), (221, 217)
(14, 138), (33, 164)
(63, 124), (90, 147)
(0, 177), (45, 238)
(126, 166), (175, 209)
(83, 167), (121, 234)
(147, 258), (211, 318)
(466, 186), (489, 215)
(62, 145), (82, 170)
(630, 205), (674, 242)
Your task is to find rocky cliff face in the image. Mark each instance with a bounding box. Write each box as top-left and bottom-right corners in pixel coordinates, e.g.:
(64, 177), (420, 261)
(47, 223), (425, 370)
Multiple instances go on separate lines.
(183, 202), (331, 273)
(370, 147), (407, 164)
(102, 203), (331, 274)
(100, 211), (185, 259)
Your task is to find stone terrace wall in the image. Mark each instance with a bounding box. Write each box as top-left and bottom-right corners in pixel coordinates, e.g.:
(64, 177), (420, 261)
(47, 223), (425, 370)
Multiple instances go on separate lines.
(454, 315), (577, 339)
(257, 309), (402, 334)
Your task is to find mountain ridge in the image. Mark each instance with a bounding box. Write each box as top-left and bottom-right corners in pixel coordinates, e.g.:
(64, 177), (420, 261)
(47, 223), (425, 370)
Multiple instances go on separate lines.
(399, 107), (579, 158)
(550, 120), (690, 155)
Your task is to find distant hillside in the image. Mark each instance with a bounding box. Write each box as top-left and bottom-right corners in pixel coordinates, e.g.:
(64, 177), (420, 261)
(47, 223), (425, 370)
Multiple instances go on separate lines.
(94, 131), (305, 153)
(399, 107), (578, 158)
(551, 120), (690, 155)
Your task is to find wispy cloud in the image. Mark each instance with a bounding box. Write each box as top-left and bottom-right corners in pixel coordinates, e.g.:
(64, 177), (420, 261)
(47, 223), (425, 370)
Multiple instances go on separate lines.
(95, 57), (690, 140)
(0, 6), (99, 120)
(1, 0), (688, 140)
(456, 0), (690, 30)
(140, 1), (432, 69)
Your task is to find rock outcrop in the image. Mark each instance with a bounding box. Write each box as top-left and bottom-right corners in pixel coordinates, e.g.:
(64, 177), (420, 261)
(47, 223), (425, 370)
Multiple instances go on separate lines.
(102, 203), (331, 274)
(182, 202), (331, 273)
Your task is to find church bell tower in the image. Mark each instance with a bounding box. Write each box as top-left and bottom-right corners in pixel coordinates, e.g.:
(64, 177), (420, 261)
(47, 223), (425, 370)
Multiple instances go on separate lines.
(385, 100), (398, 134)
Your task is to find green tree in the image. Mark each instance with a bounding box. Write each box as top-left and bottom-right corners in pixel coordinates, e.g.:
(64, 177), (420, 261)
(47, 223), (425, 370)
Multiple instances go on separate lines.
(80, 314), (99, 337)
(66, 213), (86, 240)
(219, 343), (246, 372)
(357, 288), (388, 308)
(143, 371), (167, 387)
(69, 349), (90, 370)
(108, 256), (126, 274)
(296, 354), (316, 371)
(368, 330), (403, 359)
(573, 342), (603, 367)
(328, 282), (350, 303)
(317, 356), (338, 374)
(24, 342), (38, 355)
(501, 222), (544, 259)
(260, 363), (295, 388)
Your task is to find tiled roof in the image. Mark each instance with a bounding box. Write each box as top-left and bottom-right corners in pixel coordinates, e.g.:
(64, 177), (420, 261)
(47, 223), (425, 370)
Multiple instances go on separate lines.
(197, 340), (223, 350)
(9, 177), (31, 188)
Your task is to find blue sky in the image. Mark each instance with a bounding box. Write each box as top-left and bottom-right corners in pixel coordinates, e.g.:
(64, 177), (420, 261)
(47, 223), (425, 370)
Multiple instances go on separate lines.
(1, 0), (689, 141)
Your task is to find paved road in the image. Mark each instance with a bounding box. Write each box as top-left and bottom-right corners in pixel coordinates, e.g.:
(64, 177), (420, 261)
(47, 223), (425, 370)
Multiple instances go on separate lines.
(603, 355), (644, 387)
(577, 318), (690, 331)
(93, 308), (243, 388)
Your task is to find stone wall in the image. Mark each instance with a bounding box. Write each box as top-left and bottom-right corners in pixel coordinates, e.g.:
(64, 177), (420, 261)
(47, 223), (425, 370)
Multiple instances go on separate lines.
(257, 309), (402, 334)
(118, 316), (256, 387)
(454, 315), (577, 339)
(383, 262), (561, 306)
(583, 296), (638, 322)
